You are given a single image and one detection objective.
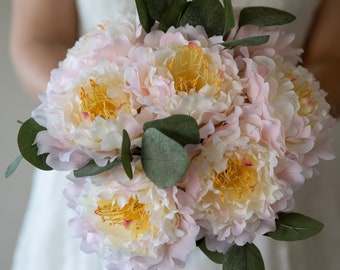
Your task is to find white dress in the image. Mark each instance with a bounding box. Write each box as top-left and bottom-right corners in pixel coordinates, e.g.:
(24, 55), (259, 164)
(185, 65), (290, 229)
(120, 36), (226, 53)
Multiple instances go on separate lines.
(12, 0), (340, 269)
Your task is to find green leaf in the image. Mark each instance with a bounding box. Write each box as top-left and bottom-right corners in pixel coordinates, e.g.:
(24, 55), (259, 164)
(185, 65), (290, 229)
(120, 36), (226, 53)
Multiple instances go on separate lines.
(143, 115), (200, 147)
(17, 118), (52, 171)
(5, 155), (23, 178)
(179, 0), (225, 37)
(144, 0), (187, 22)
(223, 0), (235, 39)
(135, 0), (155, 32)
(238, 7), (296, 28)
(223, 243), (265, 270)
(121, 129), (133, 179)
(265, 212), (324, 241)
(73, 158), (121, 178)
(141, 128), (190, 188)
(158, 2), (190, 32)
(197, 238), (225, 264)
(221, 35), (270, 49)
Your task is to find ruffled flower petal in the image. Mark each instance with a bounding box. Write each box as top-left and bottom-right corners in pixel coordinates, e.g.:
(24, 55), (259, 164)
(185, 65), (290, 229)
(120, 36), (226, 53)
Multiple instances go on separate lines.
(65, 162), (199, 270)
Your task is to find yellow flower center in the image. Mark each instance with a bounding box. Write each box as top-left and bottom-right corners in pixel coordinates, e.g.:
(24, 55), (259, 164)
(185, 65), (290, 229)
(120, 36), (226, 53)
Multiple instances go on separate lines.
(295, 82), (314, 116)
(80, 79), (130, 121)
(214, 154), (258, 202)
(287, 74), (314, 116)
(95, 196), (151, 237)
(167, 43), (222, 94)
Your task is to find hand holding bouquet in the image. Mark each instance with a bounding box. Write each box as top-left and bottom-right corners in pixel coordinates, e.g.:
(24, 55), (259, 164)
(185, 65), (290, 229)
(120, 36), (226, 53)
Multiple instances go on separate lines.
(7, 0), (335, 269)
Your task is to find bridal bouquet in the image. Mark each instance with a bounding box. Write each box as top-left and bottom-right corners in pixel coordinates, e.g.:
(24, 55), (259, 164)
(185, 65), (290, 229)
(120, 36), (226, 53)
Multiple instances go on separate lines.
(7, 0), (335, 269)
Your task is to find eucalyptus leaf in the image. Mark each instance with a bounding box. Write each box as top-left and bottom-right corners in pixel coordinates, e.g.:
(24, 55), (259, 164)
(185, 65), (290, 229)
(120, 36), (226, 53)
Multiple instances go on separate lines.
(144, 0), (187, 22)
(223, 243), (265, 270)
(221, 35), (270, 49)
(143, 115), (200, 147)
(135, 0), (155, 32)
(238, 7), (296, 28)
(223, 0), (235, 39)
(74, 158), (121, 178)
(197, 238), (225, 264)
(179, 0), (225, 37)
(5, 155), (23, 178)
(121, 129), (133, 179)
(17, 118), (52, 171)
(158, 2), (190, 32)
(265, 212), (324, 241)
(141, 128), (189, 188)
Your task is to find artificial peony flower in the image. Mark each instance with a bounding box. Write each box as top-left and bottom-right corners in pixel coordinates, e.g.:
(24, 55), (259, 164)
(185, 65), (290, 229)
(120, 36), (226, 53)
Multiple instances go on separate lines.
(248, 55), (335, 181)
(32, 60), (146, 170)
(184, 119), (293, 253)
(126, 25), (245, 128)
(60, 13), (143, 72)
(65, 161), (199, 270)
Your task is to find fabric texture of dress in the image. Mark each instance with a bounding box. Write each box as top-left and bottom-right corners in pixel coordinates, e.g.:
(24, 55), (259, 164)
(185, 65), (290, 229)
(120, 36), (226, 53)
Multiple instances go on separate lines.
(12, 0), (340, 269)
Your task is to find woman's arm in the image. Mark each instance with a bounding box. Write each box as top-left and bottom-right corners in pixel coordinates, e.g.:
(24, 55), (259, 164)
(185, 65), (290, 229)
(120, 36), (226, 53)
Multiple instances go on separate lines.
(303, 0), (340, 118)
(9, 0), (79, 98)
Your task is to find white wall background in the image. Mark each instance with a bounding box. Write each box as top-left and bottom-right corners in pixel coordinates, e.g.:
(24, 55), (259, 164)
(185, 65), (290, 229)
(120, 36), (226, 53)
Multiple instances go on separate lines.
(0, 1), (36, 269)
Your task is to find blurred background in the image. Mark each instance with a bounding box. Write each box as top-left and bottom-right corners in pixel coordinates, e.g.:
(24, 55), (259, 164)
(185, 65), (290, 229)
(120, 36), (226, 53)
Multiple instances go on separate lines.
(0, 1), (36, 269)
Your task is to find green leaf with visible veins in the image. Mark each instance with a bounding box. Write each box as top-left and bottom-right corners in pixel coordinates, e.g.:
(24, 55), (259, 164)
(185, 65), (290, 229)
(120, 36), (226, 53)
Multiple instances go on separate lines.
(223, 243), (265, 270)
(158, 2), (190, 32)
(223, 0), (235, 39)
(238, 7), (296, 28)
(74, 158), (121, 178)
(121, 129), (133, 179)
(135, 0), (155, 32)
(17, 118), (52, 171)
(144, 0), (187, 21)
(265, 212), (324, 241)
(143, 114), (200, 147)
(141, 128), (189, 188)
(221, 35), (270, 49)
(179, 0), (225, 37)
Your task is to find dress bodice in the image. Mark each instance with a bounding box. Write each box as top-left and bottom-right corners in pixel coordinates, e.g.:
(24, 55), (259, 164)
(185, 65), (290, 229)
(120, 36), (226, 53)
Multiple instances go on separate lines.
(76, 0), (321, 47)
(76, 0), (136, 36)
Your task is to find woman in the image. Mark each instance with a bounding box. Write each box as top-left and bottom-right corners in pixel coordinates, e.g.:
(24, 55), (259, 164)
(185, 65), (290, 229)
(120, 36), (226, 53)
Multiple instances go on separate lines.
(9, 0), (340, 269)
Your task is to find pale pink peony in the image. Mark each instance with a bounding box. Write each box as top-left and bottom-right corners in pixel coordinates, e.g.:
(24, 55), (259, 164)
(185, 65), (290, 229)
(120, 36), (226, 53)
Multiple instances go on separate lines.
(61, 14), (143, 72)
(126, 25), (245, 130)
(31, 16), (154, 170)
(32, 60), (148, 170)
(183, 115), (293, 253)
(247, 55), (335, 182)
(65, 161), (199, 270)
